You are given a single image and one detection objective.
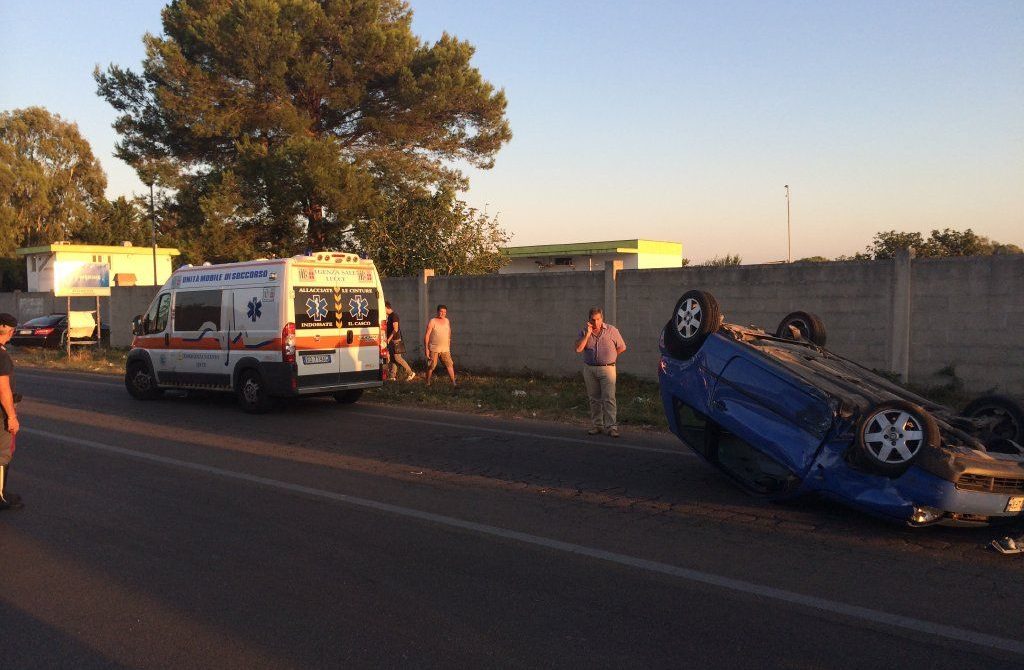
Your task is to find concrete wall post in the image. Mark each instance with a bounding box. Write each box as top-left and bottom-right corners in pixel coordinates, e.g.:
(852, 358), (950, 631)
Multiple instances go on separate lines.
(889, 248), (914, 381)
(604, 260), (623, 324)
(418, 269), (435, 346)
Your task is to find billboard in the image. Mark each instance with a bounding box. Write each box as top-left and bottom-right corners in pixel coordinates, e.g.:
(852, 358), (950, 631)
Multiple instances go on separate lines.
(53, 261), (111, 297)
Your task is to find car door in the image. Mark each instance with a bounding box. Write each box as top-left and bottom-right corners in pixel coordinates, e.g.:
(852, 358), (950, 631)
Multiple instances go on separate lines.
(708, 355), (834, 477)
(336, 286), (380, 382)
(293, 284), (345, 387)
(172, 288), (228, 387)
(140, 292), (174, 382)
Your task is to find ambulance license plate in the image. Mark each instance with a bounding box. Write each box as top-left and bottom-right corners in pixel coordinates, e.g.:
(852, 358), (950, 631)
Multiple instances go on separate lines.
(1006, 497), (1024, 513)
(301, 354), (332, 365)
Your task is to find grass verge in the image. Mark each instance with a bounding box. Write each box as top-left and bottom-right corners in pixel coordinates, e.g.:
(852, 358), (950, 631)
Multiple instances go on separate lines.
(367, 370), (667, 429)
(11, 344), (127, 375)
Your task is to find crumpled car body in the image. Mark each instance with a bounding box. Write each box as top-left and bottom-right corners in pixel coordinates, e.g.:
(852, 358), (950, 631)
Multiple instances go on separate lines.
(658, 319), (1024, 527)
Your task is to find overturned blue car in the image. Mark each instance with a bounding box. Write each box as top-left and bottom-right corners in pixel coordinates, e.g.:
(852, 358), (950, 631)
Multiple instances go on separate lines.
(658, 289), (1024, 527)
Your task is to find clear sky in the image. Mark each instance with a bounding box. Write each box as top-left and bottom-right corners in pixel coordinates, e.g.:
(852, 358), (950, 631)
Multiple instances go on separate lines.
(2, 0), (1021, 263)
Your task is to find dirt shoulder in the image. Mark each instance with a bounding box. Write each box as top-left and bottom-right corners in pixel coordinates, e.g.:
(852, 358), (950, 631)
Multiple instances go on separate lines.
(10, 346), (668, 430)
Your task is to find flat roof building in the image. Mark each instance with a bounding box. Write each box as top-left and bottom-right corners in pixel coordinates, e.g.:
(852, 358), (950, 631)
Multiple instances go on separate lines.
(500, 239), (683, 274)
(17, 242), (180, 292)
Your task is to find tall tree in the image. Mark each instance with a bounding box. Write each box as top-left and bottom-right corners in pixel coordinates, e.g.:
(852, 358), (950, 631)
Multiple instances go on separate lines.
(95, 0), (511, 260)
(0, 107), (107, 254)
(74, 196), (151, 246)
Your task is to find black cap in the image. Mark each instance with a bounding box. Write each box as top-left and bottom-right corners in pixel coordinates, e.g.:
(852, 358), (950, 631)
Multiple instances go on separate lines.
(0, 313), (16, 328)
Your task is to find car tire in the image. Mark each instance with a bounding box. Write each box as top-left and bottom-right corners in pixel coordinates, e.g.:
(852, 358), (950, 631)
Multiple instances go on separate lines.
(58, 329), (68, 350)
(855, 400), (939, 475)
(125, 361), (163, 401)
(237, 370), (273, 414)
(334, 389), (364, 404)
(665, 290), (722, 359)
(775, 311), (827, 346)
(960, 395), (1024, 445)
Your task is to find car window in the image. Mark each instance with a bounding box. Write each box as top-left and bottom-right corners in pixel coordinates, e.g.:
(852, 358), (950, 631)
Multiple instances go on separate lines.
(710, 425), (800, 495)
(174, 289), (222, 332)
(145, 294), (171, 334)
(673, 402), (712, 457)
(23, 315), (64, 327)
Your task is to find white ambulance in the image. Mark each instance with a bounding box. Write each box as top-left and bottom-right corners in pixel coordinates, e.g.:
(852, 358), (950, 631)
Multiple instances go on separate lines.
(125, 251), (386, 412)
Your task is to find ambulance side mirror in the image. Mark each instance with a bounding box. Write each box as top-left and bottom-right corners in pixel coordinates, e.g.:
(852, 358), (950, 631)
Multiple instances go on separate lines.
(131, 315), (144, 336)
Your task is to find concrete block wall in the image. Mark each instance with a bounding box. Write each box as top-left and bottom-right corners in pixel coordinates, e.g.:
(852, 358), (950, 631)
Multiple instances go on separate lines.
(2, 254), (1020, 395)
(425, 272), (604, 375)
(615, 261), (894, 380)
(380, 276), (421, 354)
(909, 255), (1024, 395)
(109, 286), (162, 347)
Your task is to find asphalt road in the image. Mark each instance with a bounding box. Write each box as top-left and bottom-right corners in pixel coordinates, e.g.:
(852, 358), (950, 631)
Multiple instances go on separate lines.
(1, 368), (1022, 669)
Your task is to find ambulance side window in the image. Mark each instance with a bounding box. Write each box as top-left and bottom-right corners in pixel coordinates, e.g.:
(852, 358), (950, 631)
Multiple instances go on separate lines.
(145, 293), (171, 334)
(174, 289), (222, 332)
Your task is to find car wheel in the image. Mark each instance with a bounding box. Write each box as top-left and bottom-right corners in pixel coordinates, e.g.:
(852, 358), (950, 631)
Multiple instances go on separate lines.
(960, 395), (1024, 445)
(334, 389), (364, 404)
(665, 290), (722, 359)
(237, 369), (273, 414)
(59, 329), (68, 350)
(125, 361), (163, 401)
(775, 311), (827, 346)
(855, 400), (939, 475)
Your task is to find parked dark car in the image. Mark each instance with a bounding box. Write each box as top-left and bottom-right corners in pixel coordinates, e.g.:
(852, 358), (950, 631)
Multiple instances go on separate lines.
(10, 314), (110, 348)
(658, 289), (1024, 527)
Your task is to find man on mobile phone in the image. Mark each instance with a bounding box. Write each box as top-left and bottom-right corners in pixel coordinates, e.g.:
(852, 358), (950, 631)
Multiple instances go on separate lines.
(574, 307), (626, 437)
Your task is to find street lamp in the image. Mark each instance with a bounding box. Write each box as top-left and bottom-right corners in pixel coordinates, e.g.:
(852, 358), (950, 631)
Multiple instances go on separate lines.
(149, 182), (158, 284)
(784, 185), (792, 263)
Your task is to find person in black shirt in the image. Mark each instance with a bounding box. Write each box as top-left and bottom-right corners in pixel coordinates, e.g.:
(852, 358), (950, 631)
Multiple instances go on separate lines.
(384, 302), (415, 381)
(0, 312), (22, 511)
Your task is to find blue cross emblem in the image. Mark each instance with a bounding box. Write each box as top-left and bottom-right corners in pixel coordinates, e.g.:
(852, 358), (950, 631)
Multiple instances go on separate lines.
(305, 294), (329, 321)
(348, 294), (369, 320)
(246, 297), (262, 322)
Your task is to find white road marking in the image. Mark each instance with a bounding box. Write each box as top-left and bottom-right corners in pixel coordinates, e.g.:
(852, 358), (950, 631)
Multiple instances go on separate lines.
(21, 426), (1024, 658)
(18, 371), (692, 456)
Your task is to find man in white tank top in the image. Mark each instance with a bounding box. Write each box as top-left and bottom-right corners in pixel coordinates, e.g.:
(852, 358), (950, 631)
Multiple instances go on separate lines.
(424, 304), (456, 387)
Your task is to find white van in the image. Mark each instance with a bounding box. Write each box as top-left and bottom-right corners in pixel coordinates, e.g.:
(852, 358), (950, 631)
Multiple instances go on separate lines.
(125, 251), (386, 412)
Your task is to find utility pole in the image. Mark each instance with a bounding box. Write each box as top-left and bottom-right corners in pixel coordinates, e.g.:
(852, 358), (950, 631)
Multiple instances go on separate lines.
(784, 185), (792, 263)
(149, 182), (156, 284)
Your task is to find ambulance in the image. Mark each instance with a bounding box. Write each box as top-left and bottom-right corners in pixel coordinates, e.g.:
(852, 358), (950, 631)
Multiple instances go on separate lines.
(125, 252), (386, 412)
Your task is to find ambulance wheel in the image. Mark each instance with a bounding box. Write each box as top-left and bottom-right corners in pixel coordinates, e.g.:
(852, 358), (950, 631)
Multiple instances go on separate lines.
(333, 389), (364, 404)
(125, 361), (163, 400)
(237, 370), (273, 414)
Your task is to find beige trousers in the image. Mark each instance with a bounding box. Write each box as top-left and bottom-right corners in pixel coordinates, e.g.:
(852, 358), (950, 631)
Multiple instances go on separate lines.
(582, 365), (617, 429)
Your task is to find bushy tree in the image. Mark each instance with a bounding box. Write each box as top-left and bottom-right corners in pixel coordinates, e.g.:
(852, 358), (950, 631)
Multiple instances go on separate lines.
(95, 0), (512, 263)
(359, 184), (507, 276)
(865, 228), (1023, 260)
(699, 254), (742, 267)
(0, 107), (107, 254)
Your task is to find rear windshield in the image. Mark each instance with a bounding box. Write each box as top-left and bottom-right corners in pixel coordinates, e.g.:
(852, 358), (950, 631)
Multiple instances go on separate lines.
(22, 315), (65, 327)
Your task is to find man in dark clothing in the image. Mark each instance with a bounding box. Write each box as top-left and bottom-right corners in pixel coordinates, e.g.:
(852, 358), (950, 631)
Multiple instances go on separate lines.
(0, 312), (23, 511)
(385, 302), (415, 381)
